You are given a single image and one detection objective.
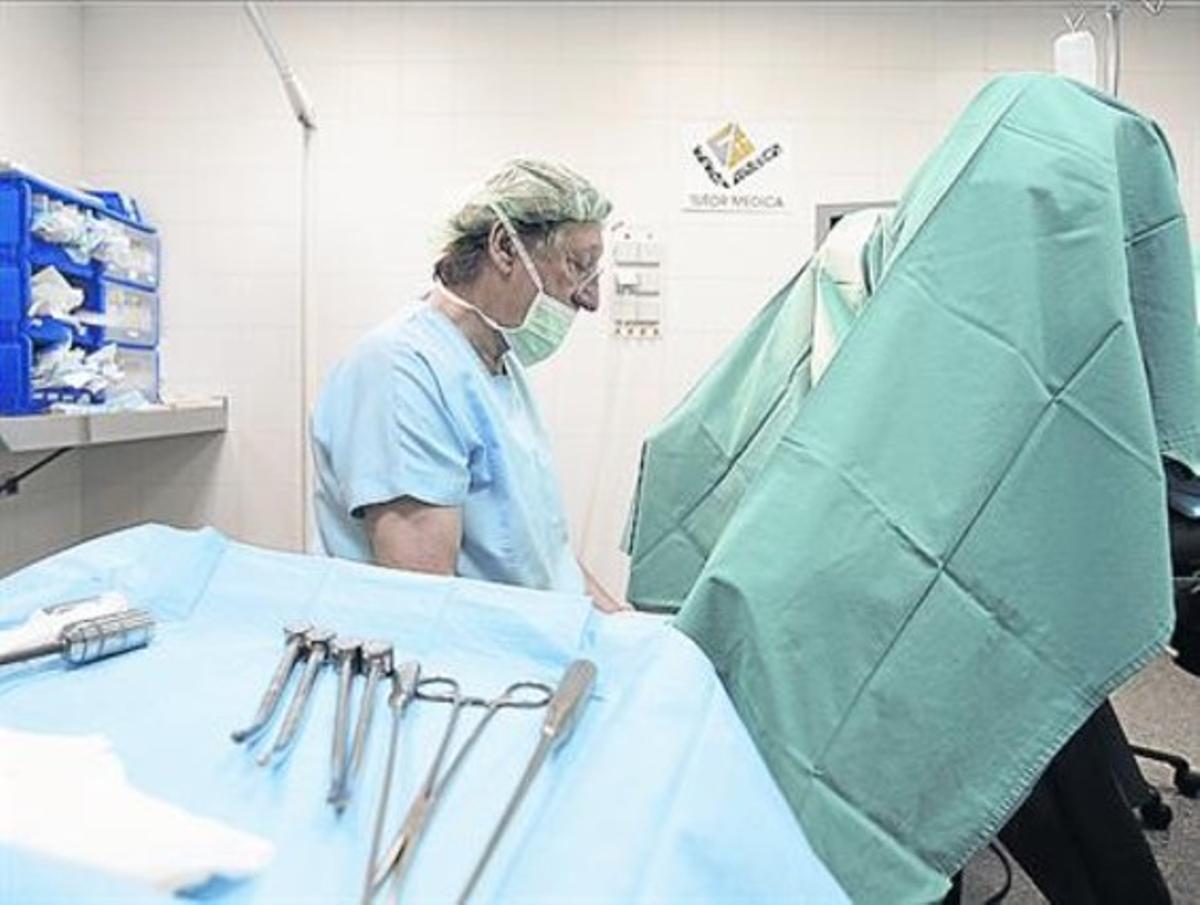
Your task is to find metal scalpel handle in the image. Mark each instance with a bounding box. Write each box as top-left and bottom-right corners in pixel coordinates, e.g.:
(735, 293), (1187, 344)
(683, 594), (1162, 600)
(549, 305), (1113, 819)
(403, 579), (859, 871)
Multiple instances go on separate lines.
(231, 622), (313, 744)
(457, 660), (597, 904)
(0, 609), (155, 667)
(540, 659), (597, 747)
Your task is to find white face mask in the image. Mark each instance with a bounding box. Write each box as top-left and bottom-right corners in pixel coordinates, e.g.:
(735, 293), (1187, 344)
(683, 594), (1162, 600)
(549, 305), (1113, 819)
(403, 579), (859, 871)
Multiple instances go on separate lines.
(484, 204), (578, 367)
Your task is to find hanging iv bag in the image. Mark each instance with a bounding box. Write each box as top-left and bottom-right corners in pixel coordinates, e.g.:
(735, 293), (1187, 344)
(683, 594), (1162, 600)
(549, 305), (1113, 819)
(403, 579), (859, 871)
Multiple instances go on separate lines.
(1054, 28), (1098, 88)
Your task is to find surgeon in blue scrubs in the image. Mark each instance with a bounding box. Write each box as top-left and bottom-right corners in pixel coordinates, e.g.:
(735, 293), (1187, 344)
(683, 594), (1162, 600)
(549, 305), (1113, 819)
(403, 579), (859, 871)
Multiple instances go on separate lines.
(311, 159), (628, 612)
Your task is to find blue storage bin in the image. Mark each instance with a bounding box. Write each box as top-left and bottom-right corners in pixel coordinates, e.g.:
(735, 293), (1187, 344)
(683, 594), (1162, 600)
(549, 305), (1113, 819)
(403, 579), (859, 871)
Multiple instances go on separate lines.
(99, 226), (160, 289)
(28, 267), (105, 351)
(100, 279), (159, 347)
(0, 181), (31, 343)
(0, 339), (30, 411)
(0, 165), (161, 414)
(111, 345), (159, 403)
(85, 188), (143, 223)
(0, 337), (101, 413)
(25, 316), (76, 347)
(28, 237), (102, 282)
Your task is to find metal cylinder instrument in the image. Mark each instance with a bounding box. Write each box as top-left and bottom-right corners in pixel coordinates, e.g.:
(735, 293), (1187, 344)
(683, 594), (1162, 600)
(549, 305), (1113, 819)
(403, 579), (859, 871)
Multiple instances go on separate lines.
(0, 609), (155, 668)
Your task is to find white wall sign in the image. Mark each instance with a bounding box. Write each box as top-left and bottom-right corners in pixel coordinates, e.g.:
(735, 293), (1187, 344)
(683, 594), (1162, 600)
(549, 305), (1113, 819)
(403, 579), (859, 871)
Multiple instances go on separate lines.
(680, 120), (793, 214)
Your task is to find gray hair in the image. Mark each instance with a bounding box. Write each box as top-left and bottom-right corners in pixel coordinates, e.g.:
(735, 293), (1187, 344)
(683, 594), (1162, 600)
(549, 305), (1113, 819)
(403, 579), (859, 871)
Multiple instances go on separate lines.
(433, 158), (612, 285)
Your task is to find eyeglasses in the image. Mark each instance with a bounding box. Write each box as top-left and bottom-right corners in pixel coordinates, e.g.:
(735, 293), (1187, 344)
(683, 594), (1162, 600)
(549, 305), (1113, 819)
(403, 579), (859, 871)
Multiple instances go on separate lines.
(562, 251), (603, 294)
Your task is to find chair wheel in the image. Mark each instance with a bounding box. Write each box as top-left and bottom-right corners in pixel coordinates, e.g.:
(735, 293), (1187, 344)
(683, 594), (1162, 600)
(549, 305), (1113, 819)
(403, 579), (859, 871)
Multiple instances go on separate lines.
(1175, 769), (1200, 798)
(1140, 798), (1173, 830)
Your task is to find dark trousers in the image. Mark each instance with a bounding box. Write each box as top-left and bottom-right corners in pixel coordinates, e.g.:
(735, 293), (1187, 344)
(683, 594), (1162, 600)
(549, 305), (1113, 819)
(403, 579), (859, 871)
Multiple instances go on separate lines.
(945, 701), (1170, 904)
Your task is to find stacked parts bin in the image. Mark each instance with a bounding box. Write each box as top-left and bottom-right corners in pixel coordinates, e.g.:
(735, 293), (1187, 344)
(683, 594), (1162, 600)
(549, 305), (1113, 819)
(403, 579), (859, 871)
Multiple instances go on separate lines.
(0, 165), (161, 415)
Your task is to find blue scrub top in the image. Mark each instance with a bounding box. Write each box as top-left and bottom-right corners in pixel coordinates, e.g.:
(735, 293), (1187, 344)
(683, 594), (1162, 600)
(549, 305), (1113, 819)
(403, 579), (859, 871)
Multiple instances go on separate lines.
(310, 298), (585, 595)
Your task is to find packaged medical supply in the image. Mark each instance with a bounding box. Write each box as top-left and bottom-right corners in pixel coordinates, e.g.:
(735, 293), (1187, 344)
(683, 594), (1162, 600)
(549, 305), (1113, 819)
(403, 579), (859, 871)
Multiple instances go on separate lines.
(28, 266), (85, 323)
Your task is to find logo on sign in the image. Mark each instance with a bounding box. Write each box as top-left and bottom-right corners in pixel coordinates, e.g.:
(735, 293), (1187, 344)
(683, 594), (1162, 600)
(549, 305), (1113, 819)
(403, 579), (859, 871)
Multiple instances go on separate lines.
(691, 122), (783, 190)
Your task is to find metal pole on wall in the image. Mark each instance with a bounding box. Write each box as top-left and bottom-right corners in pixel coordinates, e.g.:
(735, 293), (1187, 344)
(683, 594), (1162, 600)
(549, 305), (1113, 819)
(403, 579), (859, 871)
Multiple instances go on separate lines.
(1105, 2), (1124, 96)
(299, 126), (315, 552)
(244, 1), (318, 552)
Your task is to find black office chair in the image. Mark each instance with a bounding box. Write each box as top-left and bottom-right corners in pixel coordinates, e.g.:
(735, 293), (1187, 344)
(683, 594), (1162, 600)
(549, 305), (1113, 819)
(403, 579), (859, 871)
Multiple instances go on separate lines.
(1123, 474), (1200, 827)
(1076, 471), (1200, 839)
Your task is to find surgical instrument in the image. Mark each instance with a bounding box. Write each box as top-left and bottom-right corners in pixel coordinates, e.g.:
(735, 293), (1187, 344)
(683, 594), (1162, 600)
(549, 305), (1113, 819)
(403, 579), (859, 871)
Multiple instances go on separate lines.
(231, 621), (313, 744)
(326, 635), (363, 806)
(0, 593), (128, 663)
(458, 659), (597, 903)
(332, 639), (392, 810)
(0, 608), (155, 668)
(369, 676), (553, 901)
(257, 626), (334, 767)
(362, 660), (421, 905)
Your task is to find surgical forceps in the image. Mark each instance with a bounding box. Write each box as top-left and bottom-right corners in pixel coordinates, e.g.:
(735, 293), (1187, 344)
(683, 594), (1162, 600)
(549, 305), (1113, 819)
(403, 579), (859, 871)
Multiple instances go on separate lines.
(327, 636), (363, 805)
(231, 622), (313, 744)
(364, 676), (553, 903)
(257, 626), (335, 767)
(363, 660), (421, 905)
(332, 640), (393, 810)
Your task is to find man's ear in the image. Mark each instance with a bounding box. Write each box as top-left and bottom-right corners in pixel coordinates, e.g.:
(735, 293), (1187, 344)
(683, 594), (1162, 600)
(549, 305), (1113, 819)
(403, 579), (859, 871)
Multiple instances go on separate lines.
(486, 221), (517, 276)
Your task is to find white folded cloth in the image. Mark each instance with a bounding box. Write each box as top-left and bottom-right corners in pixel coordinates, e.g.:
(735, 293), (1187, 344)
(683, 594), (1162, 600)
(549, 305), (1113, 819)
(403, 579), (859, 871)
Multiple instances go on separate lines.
(0, 727), (273, 892)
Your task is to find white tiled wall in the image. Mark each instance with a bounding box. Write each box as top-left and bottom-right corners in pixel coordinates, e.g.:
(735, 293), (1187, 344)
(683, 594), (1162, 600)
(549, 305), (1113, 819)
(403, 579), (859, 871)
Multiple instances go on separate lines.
(10, 2), (1200, 591)
(0, 2), (84, 576)
(79, 2), (301, 553)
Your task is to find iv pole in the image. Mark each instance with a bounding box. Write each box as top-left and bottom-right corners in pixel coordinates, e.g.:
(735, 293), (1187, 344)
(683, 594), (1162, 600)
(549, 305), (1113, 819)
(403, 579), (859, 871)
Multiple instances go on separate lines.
(244, 2), (318, 552)
(1105, 2), (1123, 95)
(1102, 0), (1170, 97)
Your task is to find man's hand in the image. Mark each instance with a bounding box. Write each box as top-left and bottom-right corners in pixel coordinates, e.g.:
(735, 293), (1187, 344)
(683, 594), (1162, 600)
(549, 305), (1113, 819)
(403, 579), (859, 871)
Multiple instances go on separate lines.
(363, 497), (462, 575)
(580, 560), (634, 613)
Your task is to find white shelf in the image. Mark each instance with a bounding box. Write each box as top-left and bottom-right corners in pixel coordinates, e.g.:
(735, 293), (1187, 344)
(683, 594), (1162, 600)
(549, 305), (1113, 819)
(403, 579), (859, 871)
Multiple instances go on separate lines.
(0, 398), (228, 453)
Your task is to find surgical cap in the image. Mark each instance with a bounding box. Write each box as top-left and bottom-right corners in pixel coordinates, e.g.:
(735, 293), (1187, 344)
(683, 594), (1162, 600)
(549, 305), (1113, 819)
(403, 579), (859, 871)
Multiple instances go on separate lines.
(438, 159), (613, 249)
